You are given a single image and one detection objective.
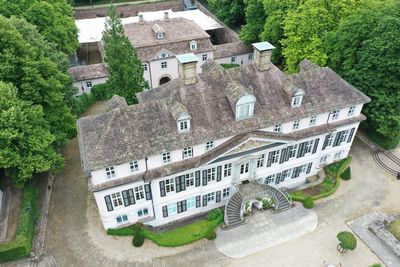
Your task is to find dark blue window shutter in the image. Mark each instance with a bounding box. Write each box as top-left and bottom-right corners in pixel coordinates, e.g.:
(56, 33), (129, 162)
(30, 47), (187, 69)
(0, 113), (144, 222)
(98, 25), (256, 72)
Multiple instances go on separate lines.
(159, 181), (166, 197)
(312, 138), (319, 154)
(177, 201), (183, 213)
(285, 146), (292, 161)
(180, 175), (186, 191)
(306, 163), (313, 174)
(104, 195), (113, 211)
(216, 191), (221, 202)
(267, 151), (273, 167)
(122, 190), (130, 206)
(182, 200), (187, 212)
(202, 170), (208, 186)
(322, 134), (330, 150)
(333, 132), (342, 147)
(297, 143), (305, 158)
(144, 184), (152, 200)
(196, 195), (201, 207)
(128, 189), (135, 204)
(275, 173), (281, 185)
(347, 128), (355, 143)
(279, 148), (287, 164)
(175, 177), (181, 193)
(217, 166), (222, 182)
(162, 205), (168, 217)
(202, 195), (207, 206)
(195, 171), (201, 187)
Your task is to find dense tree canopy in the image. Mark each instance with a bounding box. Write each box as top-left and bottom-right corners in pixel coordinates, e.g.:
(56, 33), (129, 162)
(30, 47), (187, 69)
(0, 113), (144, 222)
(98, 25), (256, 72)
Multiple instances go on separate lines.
(0, 0), (78, 54)
(326, 2), (400, 143)
(207, 0), (245, 27)
(0, 16), (76, 148)
(239, 0), (266, 44)
(103, 6), (148, 104)
(0, 82), (63, 186)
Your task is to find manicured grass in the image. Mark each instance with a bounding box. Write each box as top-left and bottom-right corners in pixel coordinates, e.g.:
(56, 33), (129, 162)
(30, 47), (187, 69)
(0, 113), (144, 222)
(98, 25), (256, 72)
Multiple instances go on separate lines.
(107, 213), (223, 247)
(387, 219), (400, 241)
(221, 63), (240, 69)
(0, 184), (39, 263)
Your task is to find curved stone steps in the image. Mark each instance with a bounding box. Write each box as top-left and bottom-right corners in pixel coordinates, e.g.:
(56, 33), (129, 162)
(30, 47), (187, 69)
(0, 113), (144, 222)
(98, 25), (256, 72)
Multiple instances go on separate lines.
(373, 152), (397, 176)
(386, 151), (400, 166)
(224, 192), (244, 229)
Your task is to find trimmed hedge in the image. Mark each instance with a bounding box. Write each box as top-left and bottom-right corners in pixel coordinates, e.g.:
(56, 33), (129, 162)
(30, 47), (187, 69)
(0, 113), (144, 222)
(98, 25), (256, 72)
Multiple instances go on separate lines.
(324, 157), (352, 178)
(132, 229), (145, 247)
(221, 63), (240, 69)
(0, 185), (39, 263)
(340, 167), (351, 180)
(302, 197), (314, 209)
(71, 83), (111, 115)
(337, 231), (357, 251)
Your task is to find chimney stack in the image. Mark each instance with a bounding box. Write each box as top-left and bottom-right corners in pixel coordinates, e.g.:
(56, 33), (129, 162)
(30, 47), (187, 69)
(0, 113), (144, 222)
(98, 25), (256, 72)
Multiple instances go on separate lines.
(138, 14), (144, 23)
(252, 41), (275, 71)
(164, 11), (169, 20)
(176, 53), (198, 86)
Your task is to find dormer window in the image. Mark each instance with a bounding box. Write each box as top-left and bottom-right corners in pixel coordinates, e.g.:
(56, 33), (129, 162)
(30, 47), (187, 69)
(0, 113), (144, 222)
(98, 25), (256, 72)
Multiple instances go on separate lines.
(235, 94), (256, 120)
(178, 119), (190, 132)
(189, 41), (197, 50)
(291, 88), (304, 107)
(171, 101), (191, 133)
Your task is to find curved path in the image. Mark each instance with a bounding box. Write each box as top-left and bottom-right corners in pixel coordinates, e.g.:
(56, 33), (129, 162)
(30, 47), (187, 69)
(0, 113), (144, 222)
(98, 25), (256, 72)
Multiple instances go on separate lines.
(43, 103), (400, 267)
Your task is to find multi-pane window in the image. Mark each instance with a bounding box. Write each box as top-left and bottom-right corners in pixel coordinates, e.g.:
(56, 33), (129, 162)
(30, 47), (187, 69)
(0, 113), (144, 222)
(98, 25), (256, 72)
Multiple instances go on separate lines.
(310, 116), (317, 126)
(142, 64), (148, 71)
(224, 163), (232, 177)
(187, 197), (196, 209)
(282, 169), (292, 180)
(137, 208), (148, 218)
(185, 173), (194, 187)
(289, 144), (298, 158)
(165, 178), (175, 193)
(161, 61), (167, 69)
(240, 163), (249, 174)
(222, 188), (230, 199)
(182, 147), (193, 159)
(167, 203), (177, 215)
(111, 192), (123, 207)
(162, 152), (171, 164)
(320, 155), (328, 164)
(207, 168), (216, 182)
(348, 106), (355, 116)
(202, 54), (208, 61)
(327, 134), (334, 147)
(265, 174), (276, 185)
(190, 41), (197, 50)
(334, 151), (342, 160)
(86, 81), (92, 88)
(248, 53), (254, 60)
(206, 141), (214, 151)
(331, 110), (339, 120)
(179, 120), (189, 132)
(231, 57), (236, 63)
(116, 214), (128, 224)
(257, 154), (265, 168)
(106, 166), (116, 179)
(305, 140), (315, 154)
(134, 185), (144, 201)
(238, 104), (251, 119)
(207, 192), (215, 203)
(271, 150), (280, 164)
(129, 161), (139, 172)
(274, 124), (282, 133)
(293, 120), (300, 130)
(292, 96), (302, 107)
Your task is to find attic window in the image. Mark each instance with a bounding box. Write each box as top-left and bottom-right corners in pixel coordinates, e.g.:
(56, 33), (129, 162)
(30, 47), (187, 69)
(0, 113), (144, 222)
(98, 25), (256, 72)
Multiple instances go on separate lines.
(178, 119), (190, 132)
(190, 41), (197, 50)
(235, 94), (256, 120)
(291, 89), (304, 107)
(157, 33), (164, 39)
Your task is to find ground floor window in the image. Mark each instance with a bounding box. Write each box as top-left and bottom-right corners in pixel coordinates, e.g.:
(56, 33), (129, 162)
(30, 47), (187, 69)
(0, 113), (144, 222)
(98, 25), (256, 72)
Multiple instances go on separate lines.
(334, 151), (342, 160)
(265, 174), (275, 185)
(320, 155), (328, 164)
(222, 188), (230, 199)
(187, 197), (196, 209)
(116, 214), (128, 224)
(167, 203), (177, 215)
(207, 192), (215, 204)
(137, 208), (149, 218)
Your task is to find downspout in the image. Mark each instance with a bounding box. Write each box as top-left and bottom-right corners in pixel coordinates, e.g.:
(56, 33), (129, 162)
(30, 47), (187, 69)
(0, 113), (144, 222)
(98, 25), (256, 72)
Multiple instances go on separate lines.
(143, 157), (156, 222)
(148, 62), (153, 89)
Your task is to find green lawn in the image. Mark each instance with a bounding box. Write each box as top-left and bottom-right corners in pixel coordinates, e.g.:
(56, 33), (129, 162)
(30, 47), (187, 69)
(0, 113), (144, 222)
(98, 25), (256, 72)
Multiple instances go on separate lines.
(387, 219), (400, 241)
(107, 213), (223, 247)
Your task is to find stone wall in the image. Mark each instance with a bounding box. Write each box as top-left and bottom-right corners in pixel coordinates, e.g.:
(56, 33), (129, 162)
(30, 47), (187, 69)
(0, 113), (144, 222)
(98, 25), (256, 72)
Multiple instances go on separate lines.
(369, 215), (400, 258)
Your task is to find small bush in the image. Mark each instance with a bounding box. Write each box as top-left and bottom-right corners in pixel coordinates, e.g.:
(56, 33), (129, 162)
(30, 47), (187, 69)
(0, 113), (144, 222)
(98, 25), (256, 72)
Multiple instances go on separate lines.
(340, 167), (351, 180)
(207, 208), (223, 221)
(302, 197), (314, 209)
(206, 230), (217, 240)
(369, 264), (382, 267)
(337, 231), (357, 251)
(132, 229), (145, 247)
(221, 63), (240, 69)
(262, 198), (271, 209)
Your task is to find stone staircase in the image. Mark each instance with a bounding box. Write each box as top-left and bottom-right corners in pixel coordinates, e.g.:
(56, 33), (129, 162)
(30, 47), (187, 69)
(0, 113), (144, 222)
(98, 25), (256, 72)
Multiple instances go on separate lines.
(373, 152), (400, 176)
(273, 187), (292, 212)
(224, 191), (244, 229)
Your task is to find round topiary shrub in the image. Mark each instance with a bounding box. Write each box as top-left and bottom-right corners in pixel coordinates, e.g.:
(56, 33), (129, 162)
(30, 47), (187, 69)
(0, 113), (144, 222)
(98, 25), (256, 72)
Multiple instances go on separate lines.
(206, 230), (217, 240)
(132, 229), (145, 247)
(302, 197), (314, 209)
(337, 231), (357, 253)
(340, 167), (351, 180)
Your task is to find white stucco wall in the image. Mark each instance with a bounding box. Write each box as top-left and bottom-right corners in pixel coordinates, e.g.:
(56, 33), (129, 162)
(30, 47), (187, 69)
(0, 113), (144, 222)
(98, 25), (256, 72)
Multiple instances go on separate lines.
(214, 53), (254, 66)
(73, 77), (107, 95)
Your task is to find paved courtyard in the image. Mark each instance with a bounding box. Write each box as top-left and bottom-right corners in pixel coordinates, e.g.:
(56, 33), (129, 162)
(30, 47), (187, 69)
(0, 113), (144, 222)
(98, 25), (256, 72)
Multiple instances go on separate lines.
(215, 205), (317, 258)
(42, 101), (400, 267)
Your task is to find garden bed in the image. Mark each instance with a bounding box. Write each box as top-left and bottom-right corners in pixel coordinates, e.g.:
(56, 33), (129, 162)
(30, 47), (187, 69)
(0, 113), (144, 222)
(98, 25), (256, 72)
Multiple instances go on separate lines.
(387, 219), (400, 241)
(107, 209), (223, 247)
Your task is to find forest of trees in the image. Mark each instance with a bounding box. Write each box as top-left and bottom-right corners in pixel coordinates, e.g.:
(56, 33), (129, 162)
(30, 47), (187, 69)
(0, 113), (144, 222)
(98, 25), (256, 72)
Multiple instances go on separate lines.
(208, 0), (400, 149)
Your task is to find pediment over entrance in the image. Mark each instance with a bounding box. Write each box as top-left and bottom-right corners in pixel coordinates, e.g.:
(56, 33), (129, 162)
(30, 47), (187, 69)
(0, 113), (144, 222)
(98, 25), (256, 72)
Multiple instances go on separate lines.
(225, 139), (273, 156)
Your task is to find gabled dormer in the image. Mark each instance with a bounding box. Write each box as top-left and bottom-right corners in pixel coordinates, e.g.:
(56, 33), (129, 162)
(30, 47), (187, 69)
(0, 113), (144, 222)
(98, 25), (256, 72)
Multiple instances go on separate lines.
(170, 101), (191, 133)
(152, 23), (165, 40)
(291, 88), (304, 108)
(189, 40), (197, 50)
(225, 82), (256, 121)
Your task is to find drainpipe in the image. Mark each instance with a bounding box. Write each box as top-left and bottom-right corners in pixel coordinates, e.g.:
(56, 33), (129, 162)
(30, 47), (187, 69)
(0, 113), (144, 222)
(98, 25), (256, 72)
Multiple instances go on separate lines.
(143, 157), (156, 222)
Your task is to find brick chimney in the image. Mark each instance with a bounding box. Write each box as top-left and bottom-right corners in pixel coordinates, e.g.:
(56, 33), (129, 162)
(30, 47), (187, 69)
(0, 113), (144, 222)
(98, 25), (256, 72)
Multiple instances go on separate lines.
(252, 41), (275, 71)
(176, 53), (198, 85)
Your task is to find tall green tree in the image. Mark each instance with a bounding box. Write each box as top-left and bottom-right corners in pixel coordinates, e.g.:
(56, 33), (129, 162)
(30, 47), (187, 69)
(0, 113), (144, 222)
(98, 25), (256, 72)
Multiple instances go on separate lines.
(0, 16), (76, 147)
(259, 0), (301, 66)
(103, 6), (148, 104)
(325, 2), (400, 146)
(0, 0), (78, 54)
(240, 0), (266, 44)
(0, 82), (63, 186)
(207, 0), (245, 27)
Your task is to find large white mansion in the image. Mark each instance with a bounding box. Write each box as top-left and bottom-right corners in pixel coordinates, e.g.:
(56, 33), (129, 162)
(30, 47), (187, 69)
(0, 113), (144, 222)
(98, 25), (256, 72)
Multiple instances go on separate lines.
(77, 42), (370, 229)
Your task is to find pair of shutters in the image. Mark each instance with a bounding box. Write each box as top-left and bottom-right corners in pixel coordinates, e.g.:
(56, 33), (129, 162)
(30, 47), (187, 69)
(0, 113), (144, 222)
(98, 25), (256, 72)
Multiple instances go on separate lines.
(177, 200), (187, 213)
(122, 189), (135, 207)
(162, 195), (201, 218)
(297, 139), (320, 158)
(175, 175), (186, 193)
(292, 167), (301, 178)
(159, 170), (203, 197)
(274, 173), (282, 185)
(104, 184), (152, 212)
(202, 166), (222, 186)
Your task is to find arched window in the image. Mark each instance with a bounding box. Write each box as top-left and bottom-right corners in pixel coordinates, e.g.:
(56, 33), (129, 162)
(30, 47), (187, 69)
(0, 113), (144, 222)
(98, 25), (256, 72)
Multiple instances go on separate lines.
(236, 94), (256, 120)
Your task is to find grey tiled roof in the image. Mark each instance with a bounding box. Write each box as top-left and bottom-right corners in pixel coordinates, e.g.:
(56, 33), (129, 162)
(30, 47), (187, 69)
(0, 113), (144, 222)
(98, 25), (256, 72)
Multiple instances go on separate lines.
(123, 18), (214, 61)
(108, 96), (128, 110)
(213, 42), (252, 59)
(77, 60), (370, 171)
(68, 63), (108, 81)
